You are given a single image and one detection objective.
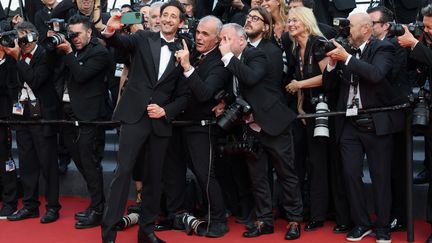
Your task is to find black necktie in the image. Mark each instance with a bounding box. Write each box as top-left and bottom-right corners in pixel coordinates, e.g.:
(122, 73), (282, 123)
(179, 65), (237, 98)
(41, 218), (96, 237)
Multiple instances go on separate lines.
(192, 54), (205, 67)
(160, 38), (178, 52)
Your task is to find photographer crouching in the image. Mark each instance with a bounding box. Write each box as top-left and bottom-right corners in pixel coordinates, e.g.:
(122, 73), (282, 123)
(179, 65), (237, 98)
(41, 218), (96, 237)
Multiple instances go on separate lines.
(397, 4), (432, 243)
(323, 12), (405, 243)
(217, 23), (303, 240)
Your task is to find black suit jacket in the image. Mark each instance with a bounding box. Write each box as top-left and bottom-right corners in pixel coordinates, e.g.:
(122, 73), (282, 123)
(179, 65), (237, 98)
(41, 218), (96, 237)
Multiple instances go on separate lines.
(105, 30), (189, 137)
(180, 47), (231, 122)
(0, 56), (18, 118)
(225, 46), (296, 136)
(323, 38), (405, 139)
(410, 41), (432, 66)
(62, 38), (110, 121)
(16, 46), (60, 121)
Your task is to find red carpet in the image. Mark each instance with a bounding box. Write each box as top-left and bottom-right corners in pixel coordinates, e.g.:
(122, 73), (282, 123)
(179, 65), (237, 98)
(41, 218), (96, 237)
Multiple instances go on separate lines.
(0, 196), (429, 243)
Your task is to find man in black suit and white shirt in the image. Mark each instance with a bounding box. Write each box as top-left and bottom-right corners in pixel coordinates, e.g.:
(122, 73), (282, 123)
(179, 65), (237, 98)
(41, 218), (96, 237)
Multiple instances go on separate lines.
(324, 12), (405, 243)
(101, 1), (189, 242)
(218, 22), (303, 240)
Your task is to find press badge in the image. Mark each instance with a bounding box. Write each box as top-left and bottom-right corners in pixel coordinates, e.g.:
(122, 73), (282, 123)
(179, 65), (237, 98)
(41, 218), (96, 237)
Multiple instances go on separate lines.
(5, 159), (16, 172)
(346, 106), (358, 117)
(62, 92), (70, 102)
(115, 63), (124, 77)
(12, 102), (24, 116)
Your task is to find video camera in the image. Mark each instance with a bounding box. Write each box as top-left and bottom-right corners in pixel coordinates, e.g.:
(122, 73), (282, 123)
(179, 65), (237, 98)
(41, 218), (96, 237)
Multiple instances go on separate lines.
(41, 18), (79, 51)
(315, 18), (351, 56)
(388, 21), (425, 38)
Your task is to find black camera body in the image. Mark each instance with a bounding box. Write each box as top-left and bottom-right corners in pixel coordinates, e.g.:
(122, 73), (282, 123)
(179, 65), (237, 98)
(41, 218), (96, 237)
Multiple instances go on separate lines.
(0, 30), (18, 48)
(315, 18), (351, 57)
(217, 96), (252, 130)
(45, 18), (67, 33)
(409, 86), (431, 127)
(388, 21), (425, 38)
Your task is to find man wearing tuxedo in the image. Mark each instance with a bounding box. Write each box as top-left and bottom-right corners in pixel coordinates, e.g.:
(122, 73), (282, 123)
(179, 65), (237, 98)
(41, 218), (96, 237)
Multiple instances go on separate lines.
(324, 12), (405, 243)
(398, 4), (432, 242)
(101, 1), (189, 242)
(218, 22), (303, 240)
(5, 21), (61, 224)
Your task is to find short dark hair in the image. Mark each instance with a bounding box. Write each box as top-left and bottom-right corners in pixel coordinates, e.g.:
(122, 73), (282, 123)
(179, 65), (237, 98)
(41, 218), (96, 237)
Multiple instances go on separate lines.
(366, 6), (394, 22)
(289, 0), (315, 9)
(68, 15), (92, 30)
(15, 21), (38, 36)
(422, 4), (432, 17)
(160, 0), (186, 22)
(121, 4), (134, 12)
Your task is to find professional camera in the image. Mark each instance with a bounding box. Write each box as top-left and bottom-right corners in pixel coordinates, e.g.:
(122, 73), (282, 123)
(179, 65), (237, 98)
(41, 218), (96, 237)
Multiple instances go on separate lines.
(0, 30), (18, 48)
(217, 96), (252, 130)
(388, 21), (425, 38)
(41, 31), (79, 52)
(409, 86), (431, 127)
(315, 18), (351, 56)
(311, 94), (330, 138)
(173, 212), (207, 236)
(44, 18), (67, 33)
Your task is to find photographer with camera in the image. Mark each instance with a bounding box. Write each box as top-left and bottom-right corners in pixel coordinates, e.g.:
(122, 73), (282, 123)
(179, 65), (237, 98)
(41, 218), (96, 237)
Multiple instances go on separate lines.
(158, 15), (231, 237)
(218, 23), (302, 240)
(4, 21), (61, 224)
(323, 12), (405, 243)
(283, 6), (332, 233)
(100, 1), (190, 242)
(0, 37), (19, 219)
(52, 14), (110, 229)
(397, 4), (432, 243)
(367, 5), (411, 233)
(34, 0), (60, 44)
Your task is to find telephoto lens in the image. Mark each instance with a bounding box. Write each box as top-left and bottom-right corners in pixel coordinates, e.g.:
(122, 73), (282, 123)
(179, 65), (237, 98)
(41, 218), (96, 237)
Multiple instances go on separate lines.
(115, 213), (139, 230)
(313, 94), (330, 138)
(174, 212), (208, 236)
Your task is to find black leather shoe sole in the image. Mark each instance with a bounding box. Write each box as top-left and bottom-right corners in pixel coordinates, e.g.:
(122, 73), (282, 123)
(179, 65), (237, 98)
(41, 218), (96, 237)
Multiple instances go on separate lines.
(75, 221), (101, 229)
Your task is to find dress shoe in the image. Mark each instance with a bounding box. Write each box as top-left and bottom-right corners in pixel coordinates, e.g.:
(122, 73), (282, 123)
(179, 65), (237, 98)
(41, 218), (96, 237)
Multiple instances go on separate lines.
(333, 224), (352, 234)
(204, 222), (229, 238)
(75, 210), (102, 229)
(285, 222), (301, 240)
(375, 228), (391, 243)
(138, 231), (166, 243)
(7, 208), (39, 221)
(304, 220), (324, 232)
(426, 233), (432, 243)
(40, 209), (59, 224)
(0, 206), (17, 219)
(74, 208), (91, 220)
(346, 225), (372, 241)
(413, 167), (430, 184)
(154, 219), (173, 231)
(243, 221), (274, 237)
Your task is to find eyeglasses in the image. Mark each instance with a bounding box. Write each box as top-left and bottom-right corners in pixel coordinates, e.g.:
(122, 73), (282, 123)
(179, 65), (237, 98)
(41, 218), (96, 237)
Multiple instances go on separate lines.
(246, 15), (265, 23)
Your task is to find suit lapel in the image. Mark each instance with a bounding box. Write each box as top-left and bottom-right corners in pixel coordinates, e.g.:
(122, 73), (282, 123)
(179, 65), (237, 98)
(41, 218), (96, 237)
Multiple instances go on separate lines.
(148, 33), (161, 80)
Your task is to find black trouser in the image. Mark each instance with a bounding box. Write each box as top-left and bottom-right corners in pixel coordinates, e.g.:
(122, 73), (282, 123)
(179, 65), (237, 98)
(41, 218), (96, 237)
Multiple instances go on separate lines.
(0, 125), (17, 209)
(102, 116), (170, 240)
(328, 117), (351, 225)
(163, 126), (226, 222)
(58, 130), (71, 167)
(391, 130), (407, 225)
(16, 124), (60, 211)
(340, 121), (393, 229)
(304, 119), (329, 222)
(63, 124), (105, 212)
(247, 125), (303, 223)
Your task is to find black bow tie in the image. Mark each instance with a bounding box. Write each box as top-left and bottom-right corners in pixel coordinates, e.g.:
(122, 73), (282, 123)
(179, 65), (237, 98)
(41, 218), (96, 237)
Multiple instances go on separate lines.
(351, 48), (361, 57)
(160, 38), (178, 52)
